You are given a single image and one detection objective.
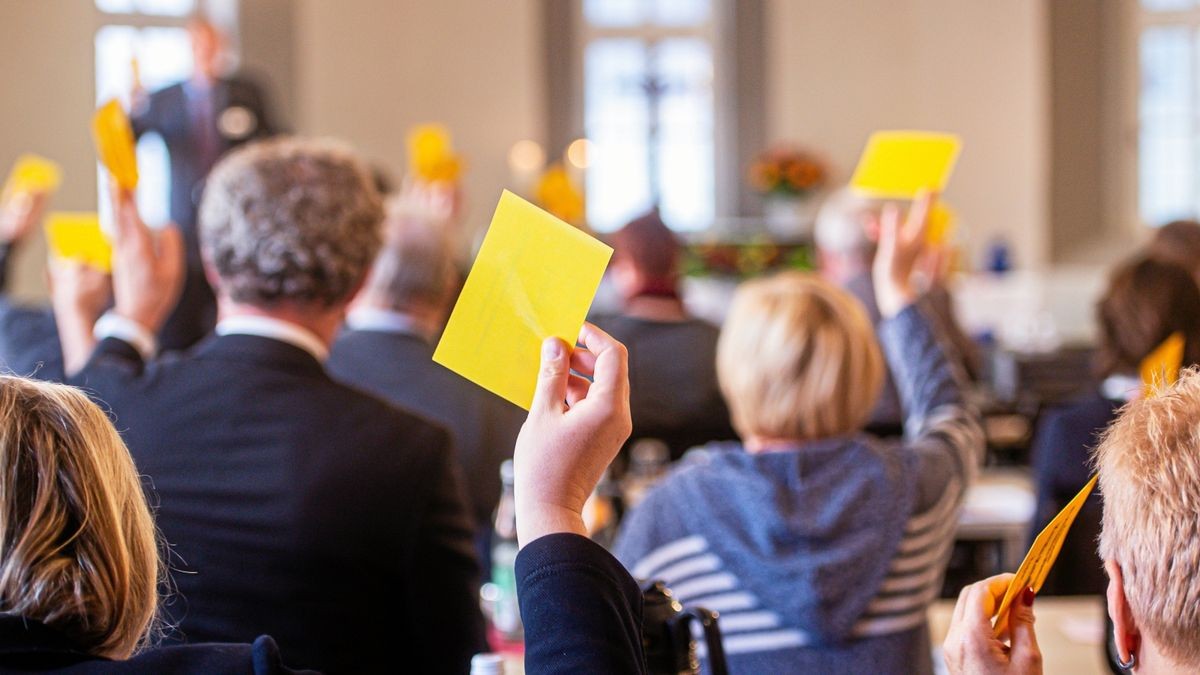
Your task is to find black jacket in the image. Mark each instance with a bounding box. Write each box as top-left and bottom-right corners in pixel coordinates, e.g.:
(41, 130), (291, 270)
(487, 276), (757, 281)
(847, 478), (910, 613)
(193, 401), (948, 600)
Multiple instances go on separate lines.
(0, 243), (62, 381)
(72, 334), (486, 674)
(130, 77), (276, 351)
(0, 616), (309, 674)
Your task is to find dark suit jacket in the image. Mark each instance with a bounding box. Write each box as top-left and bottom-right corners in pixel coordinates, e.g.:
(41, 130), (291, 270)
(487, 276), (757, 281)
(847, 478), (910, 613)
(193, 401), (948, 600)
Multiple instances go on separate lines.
(0, 617), (309, 674)
(72, 334), (486, 674)
(1029, 391), (1119, 595)
(0, 243), (63, 381)
(328, 328), (524, 532)
(517, 533), (647, 675)
(130, 77), (276, 351)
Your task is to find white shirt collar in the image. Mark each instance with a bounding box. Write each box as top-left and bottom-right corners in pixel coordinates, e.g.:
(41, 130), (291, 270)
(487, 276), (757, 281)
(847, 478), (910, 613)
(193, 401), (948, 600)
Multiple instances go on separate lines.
(346, 307), (434, 342)
(216, 315), (330, 362)
(1101, 374), (1142, 402)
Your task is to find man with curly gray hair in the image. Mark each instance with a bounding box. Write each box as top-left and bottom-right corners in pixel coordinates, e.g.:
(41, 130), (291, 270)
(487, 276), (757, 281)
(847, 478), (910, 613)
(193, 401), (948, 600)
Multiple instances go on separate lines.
(56, 137), (487, 673)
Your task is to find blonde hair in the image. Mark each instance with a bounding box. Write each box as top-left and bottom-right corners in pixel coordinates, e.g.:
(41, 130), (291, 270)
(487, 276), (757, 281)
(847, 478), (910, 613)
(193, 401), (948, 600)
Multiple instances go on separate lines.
(0, 376), (158, 659)
(1095, 368), (1200, 668)
(716, 271), (884, 441)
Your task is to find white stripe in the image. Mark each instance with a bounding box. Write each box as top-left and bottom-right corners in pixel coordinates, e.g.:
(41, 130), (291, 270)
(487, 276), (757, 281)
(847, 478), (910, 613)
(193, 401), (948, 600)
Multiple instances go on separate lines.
(898, 486), (962, 550)
(672, 573), (738, 600)
(631, 535), (708, 580)
(716, 611), (781, 633)
(895, 512), (959, 564)
(723, 630), (810, 654)
(863, 589), (935, 616)
(656, 553), (720, 584)
(688, 592), (757, 613)
(887, 537), (956, 574)
(877, 562), (948, 594)
(904, 482), (962, 535)
(852, 609), (928, 637)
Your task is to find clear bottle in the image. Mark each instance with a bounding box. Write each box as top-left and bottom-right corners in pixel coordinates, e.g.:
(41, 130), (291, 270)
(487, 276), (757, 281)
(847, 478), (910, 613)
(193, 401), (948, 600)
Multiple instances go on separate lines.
(621, 438), (671, 511)
(470, 652), (506, 675)
(490, 460), (523, 644)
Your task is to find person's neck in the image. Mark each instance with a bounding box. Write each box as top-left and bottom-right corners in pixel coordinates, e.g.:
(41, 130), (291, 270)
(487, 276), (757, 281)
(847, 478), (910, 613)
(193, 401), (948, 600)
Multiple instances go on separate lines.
(218, 300), (344, 348)
(1138, 639), (1195, 675)
(744, 436), (807, 454)
(622, 295), (688, 322)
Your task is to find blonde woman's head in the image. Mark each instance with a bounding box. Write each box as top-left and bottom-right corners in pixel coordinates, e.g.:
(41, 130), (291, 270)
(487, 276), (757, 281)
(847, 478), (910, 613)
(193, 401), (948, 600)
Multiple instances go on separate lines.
(717, 271), (884, 443)
(0, 376), (158, 659)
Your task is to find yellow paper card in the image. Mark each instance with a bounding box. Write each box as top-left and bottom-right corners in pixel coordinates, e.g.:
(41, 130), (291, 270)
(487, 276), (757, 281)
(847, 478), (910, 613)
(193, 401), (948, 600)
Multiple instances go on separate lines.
(992, 475), (1099, 636)
(407, 124), (462, 183)
(45, 212), (112, 273)
(926, 202), (957, 246)
(2, 154), (62, 199)
(92, 99), (139, 190)
(1141, 332), (1185, 394)
(849, 131), (962, 199)
(433, 190), (613, 409)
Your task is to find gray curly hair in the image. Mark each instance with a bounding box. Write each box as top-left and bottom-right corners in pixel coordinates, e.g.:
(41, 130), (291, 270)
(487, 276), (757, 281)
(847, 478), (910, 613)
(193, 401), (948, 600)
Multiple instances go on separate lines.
(199, 137), (384, 307)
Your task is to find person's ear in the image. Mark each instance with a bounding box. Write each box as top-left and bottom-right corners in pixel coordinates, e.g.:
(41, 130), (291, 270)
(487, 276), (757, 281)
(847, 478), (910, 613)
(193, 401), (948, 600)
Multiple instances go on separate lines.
(610, 257), (638, 298)
(1106, 559), (1141, 664)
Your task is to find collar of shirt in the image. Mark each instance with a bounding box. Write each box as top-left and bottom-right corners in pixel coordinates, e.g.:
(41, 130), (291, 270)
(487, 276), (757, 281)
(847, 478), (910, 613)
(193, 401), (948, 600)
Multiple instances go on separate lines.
(1101, 374), (1141, 402)
(216, 315), (330, 362)
(345, 307), (434, 342)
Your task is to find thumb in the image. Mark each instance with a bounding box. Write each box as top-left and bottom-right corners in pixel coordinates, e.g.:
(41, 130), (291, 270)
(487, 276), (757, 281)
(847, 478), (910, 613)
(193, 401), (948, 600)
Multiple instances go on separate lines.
(530, 337), (570, 414)
(1008, 588), (1042, 671)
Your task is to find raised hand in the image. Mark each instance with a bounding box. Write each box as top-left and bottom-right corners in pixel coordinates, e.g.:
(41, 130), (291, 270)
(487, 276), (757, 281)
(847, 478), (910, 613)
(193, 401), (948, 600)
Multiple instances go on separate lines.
(943, 574), (1043, 675)
(513, 323), (632, 547)
(110, 188), (184, 334)
(0, 191), (49, 246)
(873, 190), (936, 318)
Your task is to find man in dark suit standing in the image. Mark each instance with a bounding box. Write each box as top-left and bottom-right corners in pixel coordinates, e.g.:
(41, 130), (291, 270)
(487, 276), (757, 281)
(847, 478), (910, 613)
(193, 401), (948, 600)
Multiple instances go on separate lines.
(328, 196), (524, 561)
(53, 139), (485, 674)
(130, 16), (276, 351)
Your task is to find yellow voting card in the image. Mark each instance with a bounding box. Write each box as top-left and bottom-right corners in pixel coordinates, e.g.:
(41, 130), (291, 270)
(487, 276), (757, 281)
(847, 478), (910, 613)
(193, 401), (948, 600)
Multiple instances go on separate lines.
(2, 154), (62, 200)
(45, 212), (112, 273)
(433, 190), (612, 409)
(849, 131), (961, 199)
(408, 123), (462, 183)
(92, 99), (138, 190)
(1141, 332), (1185, 394)
(926, 202), (957, 246)
(992, 475), (1098, 637)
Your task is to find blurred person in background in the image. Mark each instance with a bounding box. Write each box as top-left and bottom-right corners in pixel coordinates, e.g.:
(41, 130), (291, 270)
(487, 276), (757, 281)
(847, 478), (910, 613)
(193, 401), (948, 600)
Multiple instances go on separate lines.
(1146, 219), (1200, 282)
(329, 188), (523, 566)
(0, 190), (63, 381)
(1029, 256), (1200, 596)
(130, 14), (278, 351)
(0, 374), (305, 673)
(55, 138), (483, 674)
(815, 188), (979, 435)
(614, 195), (984, 674)
(590, 210), (735, 464)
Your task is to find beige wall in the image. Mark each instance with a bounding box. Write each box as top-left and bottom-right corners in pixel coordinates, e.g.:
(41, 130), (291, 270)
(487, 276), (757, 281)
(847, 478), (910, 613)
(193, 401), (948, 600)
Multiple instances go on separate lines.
(766, 0), (1050, 269)
(292, 0), (546, 243)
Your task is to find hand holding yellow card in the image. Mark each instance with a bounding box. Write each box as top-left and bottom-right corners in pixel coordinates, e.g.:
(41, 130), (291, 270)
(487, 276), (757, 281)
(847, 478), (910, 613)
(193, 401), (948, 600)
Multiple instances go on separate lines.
(92, 99), (138, 190)
(2, 154), (62, 200)
(992, 475), (1098, 636)
(1141, 332), (1185, 394)
(45, 212), (113, 273)
(850, 131), (961, 199)
(433, 190), (612, 409)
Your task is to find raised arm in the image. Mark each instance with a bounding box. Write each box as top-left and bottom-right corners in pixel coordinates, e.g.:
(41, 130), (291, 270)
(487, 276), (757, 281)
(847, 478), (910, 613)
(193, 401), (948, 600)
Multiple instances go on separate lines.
(514, 324), (647, 675)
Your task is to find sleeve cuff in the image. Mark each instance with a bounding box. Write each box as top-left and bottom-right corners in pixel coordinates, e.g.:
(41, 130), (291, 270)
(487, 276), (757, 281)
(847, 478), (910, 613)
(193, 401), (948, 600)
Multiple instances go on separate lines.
(94, 311), (157, 361)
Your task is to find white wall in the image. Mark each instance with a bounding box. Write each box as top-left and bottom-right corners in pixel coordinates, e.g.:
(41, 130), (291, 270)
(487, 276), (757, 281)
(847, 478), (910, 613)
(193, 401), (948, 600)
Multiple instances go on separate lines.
(765, 0), (1050, 269)
(292, 0), (546, 243)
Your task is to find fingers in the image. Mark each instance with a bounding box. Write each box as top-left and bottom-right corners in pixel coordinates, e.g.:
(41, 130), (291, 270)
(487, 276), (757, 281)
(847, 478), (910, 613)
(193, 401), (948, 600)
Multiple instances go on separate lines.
(530, 337), (571, 414)
(1008, 587), (1043, 671)
(877, 203), (900, 258)
(578, 322), (628, 397)
(566, 374), (591, 407)
(569, 344), (598, 379)
(904, 190), (936, 243)
(156, 224), (186, 279)
(964, 574), (1013, 630)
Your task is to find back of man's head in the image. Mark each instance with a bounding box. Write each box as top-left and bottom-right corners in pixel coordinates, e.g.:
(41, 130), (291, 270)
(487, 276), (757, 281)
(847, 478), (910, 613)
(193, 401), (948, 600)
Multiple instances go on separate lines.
(814, 188), (873, 257)
(611, 210), (680, 283)
(360, 197), (456, 314)
(1148, 219), (1200, 280)
(199, 137), (384, 310)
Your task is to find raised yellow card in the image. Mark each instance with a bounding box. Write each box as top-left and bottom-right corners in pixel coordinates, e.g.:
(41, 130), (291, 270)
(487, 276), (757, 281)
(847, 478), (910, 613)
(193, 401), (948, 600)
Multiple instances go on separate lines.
(1141, 332), (1185, 394)
(45, 212), (112, 273)
(992, 475), (1098, 637)
(926, 202), (957, 246)
(2, 154), (62, 199)
(407, 123), (462, 183)
(849, 131), (961, 199)
(433, 190), (612, 409)
(92, 99), (138, 190)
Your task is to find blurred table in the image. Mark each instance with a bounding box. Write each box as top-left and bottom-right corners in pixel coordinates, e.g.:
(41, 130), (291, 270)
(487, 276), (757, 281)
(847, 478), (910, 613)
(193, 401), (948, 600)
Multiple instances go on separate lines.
(928, 596), (1108, 674)
(956, 469), (1036, 572)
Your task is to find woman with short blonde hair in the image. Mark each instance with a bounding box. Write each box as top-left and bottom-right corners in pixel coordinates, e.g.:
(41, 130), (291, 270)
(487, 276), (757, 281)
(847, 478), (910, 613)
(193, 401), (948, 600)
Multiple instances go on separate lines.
(0, 375), (299, 672)
(615, 195), (983, 674)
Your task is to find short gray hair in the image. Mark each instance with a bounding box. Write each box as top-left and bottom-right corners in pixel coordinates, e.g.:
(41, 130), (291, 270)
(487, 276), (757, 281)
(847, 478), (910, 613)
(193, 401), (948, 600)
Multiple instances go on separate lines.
(813, 187), (873, 256)
(199, 137), (384, 307)
(362, 197), (456, 312)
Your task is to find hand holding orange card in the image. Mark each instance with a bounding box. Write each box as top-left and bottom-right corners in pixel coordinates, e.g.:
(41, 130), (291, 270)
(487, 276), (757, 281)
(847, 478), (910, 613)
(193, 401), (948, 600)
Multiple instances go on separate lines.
(2, 154), (62, 200)
(433, 190), (612, 409)
(92, 99), (138, 190)
(992, 475), (1098, 636)
(850, 131), (961, 199)
(44, 212), (113, 273)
